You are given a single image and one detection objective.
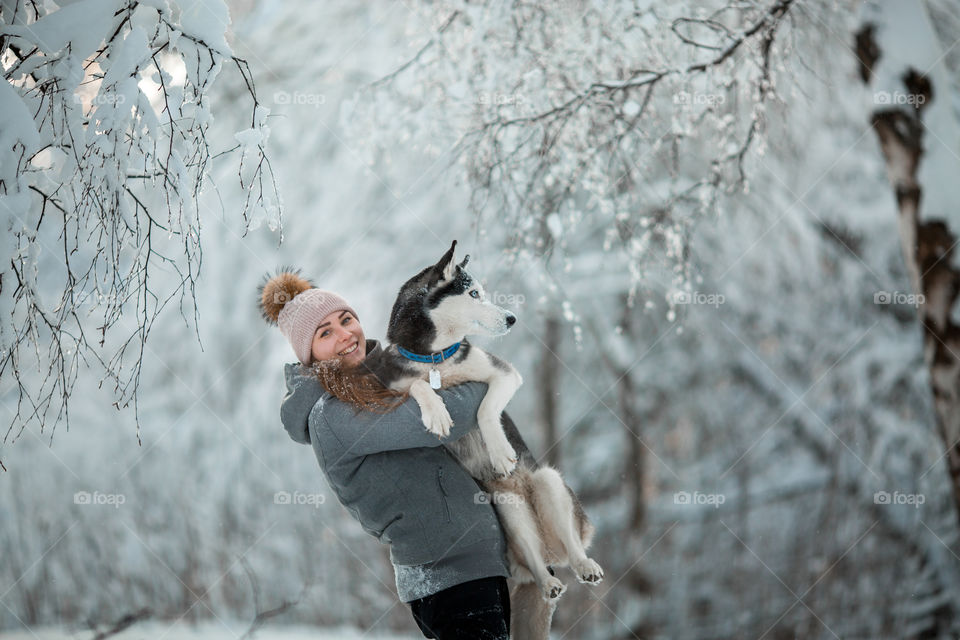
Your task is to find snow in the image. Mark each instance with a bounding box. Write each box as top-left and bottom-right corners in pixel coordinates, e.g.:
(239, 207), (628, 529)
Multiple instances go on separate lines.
(0, 76), (42, 179)
(176, 0), (234, 56)
(0, 0), (123, 58)
(101, 26), (152, 90)
(0, 622), (420, 640)
(235, 128), (264, 148)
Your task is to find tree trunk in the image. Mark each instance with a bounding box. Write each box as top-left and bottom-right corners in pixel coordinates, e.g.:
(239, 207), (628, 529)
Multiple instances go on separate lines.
(617, 297), (647, 530)
(538, 314), (562, 468)
(856, 11), (960, 527)
(618, 370), (647, 531)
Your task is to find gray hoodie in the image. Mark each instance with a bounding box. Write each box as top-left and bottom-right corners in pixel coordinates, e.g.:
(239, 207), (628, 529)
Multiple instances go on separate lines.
(280, 340), (510, 602)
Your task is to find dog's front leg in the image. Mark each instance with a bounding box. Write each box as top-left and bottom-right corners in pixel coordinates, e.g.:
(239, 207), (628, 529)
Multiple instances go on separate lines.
(478, 366), (523, 476)
(408, 379), (453, 437)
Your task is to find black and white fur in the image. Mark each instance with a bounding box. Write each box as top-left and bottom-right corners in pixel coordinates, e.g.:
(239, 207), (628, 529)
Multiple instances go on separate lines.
(367, 241), (603, 636)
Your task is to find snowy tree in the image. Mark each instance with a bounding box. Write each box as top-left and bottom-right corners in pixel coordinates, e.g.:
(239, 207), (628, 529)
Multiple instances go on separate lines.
(346, 0), (802, 288)
(0, 0), (278, 460)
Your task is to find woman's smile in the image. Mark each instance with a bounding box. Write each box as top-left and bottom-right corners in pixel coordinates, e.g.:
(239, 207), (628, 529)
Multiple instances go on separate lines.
(311, 310), (366, 365)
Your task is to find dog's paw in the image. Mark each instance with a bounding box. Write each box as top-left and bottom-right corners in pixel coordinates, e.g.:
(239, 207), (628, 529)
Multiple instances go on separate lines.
(420, 402), (453, 438)
(490, 455), (517, 478)
(488, 447), (518, 477)
(573, 557), (604, 584)
(541, 576), (566, 600)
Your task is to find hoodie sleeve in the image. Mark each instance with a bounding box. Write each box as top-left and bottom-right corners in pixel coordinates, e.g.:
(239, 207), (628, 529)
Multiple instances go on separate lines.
(281, 362), (324, 444)
(281, 363), (492, 454)
(315, 381), (491, 457)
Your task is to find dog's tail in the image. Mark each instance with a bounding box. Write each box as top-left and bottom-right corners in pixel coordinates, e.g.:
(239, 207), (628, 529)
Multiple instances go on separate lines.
(510, 582), (557, 640)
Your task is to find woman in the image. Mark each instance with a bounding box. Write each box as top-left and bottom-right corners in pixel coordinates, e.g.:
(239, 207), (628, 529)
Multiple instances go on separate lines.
(260, 270), (512, 639)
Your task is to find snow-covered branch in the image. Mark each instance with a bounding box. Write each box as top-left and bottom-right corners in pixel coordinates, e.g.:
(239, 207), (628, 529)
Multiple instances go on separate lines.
(0, 0), (280, 455)
(348, 0), (800, 306)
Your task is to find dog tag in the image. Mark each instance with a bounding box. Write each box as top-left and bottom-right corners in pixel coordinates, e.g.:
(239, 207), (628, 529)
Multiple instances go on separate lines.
(429, 368), (441, 389)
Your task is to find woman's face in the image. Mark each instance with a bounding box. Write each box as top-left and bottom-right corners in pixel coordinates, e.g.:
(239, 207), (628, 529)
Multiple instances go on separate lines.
(310, 310), (366, 367)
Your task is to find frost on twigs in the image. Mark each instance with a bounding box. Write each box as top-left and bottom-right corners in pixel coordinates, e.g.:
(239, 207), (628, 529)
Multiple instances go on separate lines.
(0, 0), (279, 453)
(346, 0), (800, 317)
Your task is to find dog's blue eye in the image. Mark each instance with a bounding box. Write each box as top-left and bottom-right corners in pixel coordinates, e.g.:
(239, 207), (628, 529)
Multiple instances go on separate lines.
(470, 290), (480, 299)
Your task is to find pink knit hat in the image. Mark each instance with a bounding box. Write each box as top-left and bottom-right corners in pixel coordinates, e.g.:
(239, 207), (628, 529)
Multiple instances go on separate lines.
(259, 272), (357, 365)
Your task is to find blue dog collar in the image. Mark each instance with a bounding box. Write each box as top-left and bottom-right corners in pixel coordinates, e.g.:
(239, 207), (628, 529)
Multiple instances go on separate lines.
(397, 342), (462, 364)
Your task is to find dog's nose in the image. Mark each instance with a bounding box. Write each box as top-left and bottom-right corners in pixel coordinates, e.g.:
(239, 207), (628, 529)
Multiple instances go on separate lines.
(505, 313), (517, 327)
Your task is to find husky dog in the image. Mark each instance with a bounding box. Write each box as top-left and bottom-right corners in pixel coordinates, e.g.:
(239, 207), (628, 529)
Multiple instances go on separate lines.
(367, 241), (603, 638)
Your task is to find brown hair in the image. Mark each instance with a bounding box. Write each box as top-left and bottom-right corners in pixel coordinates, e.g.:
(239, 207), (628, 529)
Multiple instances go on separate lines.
(310, 359), (407, 413)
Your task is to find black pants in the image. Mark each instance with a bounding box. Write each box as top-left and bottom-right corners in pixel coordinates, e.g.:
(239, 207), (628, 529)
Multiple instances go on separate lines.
(409, 576), (510, 639)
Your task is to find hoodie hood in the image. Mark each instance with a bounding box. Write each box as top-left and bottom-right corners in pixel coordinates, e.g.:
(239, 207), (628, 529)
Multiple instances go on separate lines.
(280, 339), (382, 444)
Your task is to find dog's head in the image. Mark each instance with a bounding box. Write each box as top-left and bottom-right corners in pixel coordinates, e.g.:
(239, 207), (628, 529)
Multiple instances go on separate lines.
(387, 240), (517, 351)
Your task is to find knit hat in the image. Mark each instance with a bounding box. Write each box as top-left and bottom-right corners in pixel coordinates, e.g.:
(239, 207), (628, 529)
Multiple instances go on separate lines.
(258, 270), (358, 365)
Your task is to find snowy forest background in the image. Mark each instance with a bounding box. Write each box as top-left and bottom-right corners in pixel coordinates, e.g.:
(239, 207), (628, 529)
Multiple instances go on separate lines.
(3, 0), (960, 638)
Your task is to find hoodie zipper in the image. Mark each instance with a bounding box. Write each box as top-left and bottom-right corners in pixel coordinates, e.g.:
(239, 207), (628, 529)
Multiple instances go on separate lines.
(437, 466), (452, 523)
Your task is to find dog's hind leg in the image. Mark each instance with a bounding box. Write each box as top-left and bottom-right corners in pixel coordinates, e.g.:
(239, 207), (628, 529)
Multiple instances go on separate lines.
(510, 580), (556, 640)
(495, 497), (566, 601)
(530, 467), (604, 584)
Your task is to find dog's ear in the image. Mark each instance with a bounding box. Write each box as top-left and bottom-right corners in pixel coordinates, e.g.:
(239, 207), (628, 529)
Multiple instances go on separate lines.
(433, 240), (458, 282)
(458, 255), (470, 269)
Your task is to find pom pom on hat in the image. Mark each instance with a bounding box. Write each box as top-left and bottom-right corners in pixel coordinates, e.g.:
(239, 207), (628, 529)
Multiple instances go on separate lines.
(259, 269), (312, 325)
